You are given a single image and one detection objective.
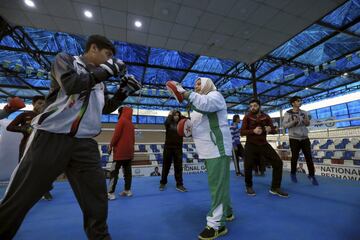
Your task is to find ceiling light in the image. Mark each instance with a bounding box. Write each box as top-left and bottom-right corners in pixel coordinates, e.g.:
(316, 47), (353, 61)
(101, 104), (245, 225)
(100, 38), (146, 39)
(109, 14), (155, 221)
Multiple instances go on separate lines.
(84, 10), (93, 18)
(134, 20), (142, 28)
(24, 0), (35, 8)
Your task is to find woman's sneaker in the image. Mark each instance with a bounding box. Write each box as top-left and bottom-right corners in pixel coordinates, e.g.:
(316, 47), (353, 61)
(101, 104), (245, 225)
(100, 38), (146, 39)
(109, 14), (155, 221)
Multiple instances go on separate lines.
(108, 193), (116, 200)
(198, 226), (228, 240)
(225, 214), (235, 221)
(120, 190), (133, 197)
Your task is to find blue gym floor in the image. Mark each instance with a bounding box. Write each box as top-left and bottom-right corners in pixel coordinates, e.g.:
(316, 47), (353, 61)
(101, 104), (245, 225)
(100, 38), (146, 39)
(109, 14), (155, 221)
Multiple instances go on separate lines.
(1, 171), (359, 240)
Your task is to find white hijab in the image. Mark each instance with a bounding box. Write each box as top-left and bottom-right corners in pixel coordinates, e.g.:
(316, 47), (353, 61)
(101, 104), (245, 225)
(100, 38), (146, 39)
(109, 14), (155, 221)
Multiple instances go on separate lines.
(197, 77), (217, 95)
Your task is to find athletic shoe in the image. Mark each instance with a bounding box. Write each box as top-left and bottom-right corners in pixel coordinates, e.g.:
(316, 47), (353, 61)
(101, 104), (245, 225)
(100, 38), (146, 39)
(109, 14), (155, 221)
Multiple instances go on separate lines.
(225, 214), (235, 222)
(290, 173), (298, 183)
(236, 171), (245, 177)
(308, 176), (319, 186)
(159, 184), (166, 191)
(120, 190), (133, 197)
(269, 188), (289, 198)
(108, 193), (116, 200)
(42, 192), (53, 201)
(198, 226), (228, 240)
(176, 185), (188, 192)
(246, 187), (256, 196)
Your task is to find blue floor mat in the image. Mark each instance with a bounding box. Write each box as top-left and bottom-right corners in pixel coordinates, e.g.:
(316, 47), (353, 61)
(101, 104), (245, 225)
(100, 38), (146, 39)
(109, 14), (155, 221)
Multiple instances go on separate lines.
(1, 171), (359, 240)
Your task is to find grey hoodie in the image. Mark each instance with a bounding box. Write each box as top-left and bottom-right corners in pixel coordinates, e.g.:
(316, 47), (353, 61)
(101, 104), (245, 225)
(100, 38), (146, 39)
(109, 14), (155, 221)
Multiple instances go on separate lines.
(283, 109), (310, 140)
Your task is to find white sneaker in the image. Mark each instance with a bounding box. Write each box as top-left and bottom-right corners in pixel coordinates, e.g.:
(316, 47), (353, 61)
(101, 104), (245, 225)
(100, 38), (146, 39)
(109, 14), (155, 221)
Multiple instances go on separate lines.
(108, 193), (116, 200)
(120, 190), (133, 197)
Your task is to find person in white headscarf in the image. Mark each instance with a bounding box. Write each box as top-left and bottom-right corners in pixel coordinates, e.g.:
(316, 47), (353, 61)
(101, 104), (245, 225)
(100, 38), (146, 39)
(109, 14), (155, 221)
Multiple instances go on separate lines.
(180, 77), (233, 240)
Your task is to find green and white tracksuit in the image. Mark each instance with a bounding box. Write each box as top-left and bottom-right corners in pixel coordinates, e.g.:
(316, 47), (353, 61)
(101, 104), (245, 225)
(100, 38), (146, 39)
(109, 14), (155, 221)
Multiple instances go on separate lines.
(189, 91), (233, 230)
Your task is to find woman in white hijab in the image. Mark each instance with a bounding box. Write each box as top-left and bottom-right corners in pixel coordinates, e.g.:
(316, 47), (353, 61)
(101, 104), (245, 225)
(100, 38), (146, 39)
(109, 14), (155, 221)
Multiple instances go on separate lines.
(181, 77), (233, 240)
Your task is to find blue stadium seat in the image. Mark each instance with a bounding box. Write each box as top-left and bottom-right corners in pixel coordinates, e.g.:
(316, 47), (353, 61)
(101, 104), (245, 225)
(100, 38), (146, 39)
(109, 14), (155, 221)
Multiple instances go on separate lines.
(319, 140), (334, 149)
(138, 144), (147, 152)
(324, 151), (334, 159)
(342, 151), (355, 160)
(101, 155), (109, 167)
(335, 139), (350, 149)
(311, 140), (320, 148)
(101, 145), (108, 153)
(150, 144), (160, 153)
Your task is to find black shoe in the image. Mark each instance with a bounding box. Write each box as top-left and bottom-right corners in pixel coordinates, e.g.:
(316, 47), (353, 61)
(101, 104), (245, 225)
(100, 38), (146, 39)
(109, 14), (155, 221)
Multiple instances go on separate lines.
(159, 184), (166, 191)
(308, 176), (319, 186)
(176, 185), (188, 192)
(225, 214), (235, 221)
(269, 188), (289, 198)
(198, 226), (228, 240)
(246, 187), (256, 196)
(42, 192), (53, 201)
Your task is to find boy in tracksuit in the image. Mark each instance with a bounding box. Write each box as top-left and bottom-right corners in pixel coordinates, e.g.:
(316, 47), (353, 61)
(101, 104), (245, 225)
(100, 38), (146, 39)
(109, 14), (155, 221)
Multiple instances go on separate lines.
(0, 35), (141, 240)
(283, 96), (318, 185)
(241, 99), (288, 198)
(108, 106), (135, 200)
(174, 77), (233, 240)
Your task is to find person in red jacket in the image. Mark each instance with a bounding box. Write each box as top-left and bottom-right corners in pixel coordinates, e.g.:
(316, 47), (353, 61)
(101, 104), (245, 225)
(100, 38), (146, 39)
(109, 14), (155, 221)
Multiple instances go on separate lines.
(107, 106), (135, 200)
(241, 99), (288, 198)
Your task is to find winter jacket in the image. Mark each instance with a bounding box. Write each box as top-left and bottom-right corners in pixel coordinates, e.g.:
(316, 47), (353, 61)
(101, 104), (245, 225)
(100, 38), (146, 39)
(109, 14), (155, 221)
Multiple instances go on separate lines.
(283, 109), (310, 140)
(110, 107), (135, 161)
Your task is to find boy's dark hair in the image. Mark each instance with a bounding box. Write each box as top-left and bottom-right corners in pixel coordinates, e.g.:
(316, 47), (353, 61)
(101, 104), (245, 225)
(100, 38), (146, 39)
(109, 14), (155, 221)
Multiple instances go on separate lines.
(169, 110), (182, 121)
(233, 114), (240, 122)
(32, 95), (45, 104)
(249, 99), (261, 106)
(289, 96), (301, 105)
(85, 35), (116, 55)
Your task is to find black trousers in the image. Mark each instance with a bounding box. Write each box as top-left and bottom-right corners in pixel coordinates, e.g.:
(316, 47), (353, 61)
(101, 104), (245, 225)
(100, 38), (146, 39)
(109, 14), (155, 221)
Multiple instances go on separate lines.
(289, 138), (315, 176)
(18, 140), (26, 163)
(244, 143), (283, 189)
(232, 143), (244, 174)
(0, 130), (111, 240)
(160, 147), (183, 187)
(253, 157), (266, 174)
(108, 160), (132, 193)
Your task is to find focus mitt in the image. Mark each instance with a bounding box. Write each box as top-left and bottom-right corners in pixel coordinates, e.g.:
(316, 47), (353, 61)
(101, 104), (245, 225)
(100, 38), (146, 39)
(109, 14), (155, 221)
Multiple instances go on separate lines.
(166, 80), (186, 103)
(177, 118), (192, 137)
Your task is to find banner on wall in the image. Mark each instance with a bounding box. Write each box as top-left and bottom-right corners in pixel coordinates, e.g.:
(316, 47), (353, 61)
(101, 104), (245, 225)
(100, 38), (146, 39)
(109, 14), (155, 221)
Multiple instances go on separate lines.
(308, 117), (336, 130)
(283, 161), (360, 181)
(113, 161), (238, 178)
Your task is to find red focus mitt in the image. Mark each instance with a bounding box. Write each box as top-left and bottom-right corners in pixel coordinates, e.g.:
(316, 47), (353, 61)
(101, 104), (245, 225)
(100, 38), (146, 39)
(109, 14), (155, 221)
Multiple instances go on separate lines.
(177, 118), (192, 137)
(166, 80), (186, 103)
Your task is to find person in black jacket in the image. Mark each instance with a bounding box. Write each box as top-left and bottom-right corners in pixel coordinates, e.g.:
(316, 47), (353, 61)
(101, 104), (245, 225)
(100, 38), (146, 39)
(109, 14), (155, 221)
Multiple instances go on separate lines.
(160, 110), (187, 192)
